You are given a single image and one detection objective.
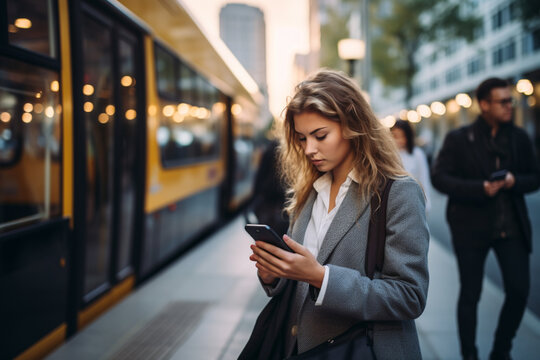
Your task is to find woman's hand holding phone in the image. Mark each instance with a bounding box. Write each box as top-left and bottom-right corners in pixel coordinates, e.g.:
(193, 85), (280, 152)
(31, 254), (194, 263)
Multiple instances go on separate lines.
(249, 234), (325, 289)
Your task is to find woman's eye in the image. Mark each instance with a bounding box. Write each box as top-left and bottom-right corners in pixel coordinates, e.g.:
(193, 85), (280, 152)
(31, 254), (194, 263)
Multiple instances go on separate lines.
(316, 135), (327, 140)
(298, 137), (306, 142)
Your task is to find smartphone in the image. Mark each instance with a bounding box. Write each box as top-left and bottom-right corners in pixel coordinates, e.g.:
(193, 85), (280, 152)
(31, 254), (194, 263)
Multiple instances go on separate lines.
(489, 169), (508, 182)
(244, 224), (293, 252)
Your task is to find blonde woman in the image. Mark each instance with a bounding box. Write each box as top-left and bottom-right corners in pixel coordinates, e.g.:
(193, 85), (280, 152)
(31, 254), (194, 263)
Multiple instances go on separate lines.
(249, 69), (429, 359)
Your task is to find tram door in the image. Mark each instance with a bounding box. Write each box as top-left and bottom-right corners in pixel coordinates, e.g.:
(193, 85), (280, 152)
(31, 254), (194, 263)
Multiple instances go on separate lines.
(76, 4), (143, 304)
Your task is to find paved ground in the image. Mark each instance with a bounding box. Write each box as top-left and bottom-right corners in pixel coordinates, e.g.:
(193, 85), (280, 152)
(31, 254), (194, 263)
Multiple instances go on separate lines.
(427, 188), (540, 318)
(47, 216), (540, 360)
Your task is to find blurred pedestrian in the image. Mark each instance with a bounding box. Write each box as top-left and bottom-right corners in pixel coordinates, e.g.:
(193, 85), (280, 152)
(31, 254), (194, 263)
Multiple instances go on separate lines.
(431, 77), (540, 360)
(247, 69), (429, 359)
(391, 120), (432, 211)
(250, 136), (289, 236)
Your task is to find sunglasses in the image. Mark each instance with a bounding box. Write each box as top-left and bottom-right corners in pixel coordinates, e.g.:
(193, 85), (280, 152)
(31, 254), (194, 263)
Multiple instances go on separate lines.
(488, 97), (516, 106)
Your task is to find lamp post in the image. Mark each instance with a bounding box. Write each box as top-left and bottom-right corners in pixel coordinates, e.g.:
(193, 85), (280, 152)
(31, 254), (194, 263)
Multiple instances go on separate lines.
(337, 38), (365, 79)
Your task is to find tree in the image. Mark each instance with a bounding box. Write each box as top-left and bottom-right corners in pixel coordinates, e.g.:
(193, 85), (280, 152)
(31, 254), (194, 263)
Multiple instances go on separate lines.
(320, 7), (350, 71)
(515, 0), (540, 29)
(371, 0), (480, 106)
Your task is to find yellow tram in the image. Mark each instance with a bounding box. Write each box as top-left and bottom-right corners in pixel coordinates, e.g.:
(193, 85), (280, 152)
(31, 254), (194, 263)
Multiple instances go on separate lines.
(0, 0), (268, 358)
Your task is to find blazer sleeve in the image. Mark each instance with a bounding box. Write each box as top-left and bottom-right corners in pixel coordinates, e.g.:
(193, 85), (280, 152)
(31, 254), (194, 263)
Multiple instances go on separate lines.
(431, 130), (486, 202)
(260, 277), (289, 297)
(318, 178), (430, 321)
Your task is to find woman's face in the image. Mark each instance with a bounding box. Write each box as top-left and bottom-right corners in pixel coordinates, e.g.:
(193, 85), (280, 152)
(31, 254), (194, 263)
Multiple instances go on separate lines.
(391, 127), (407, 151)
(293, 111), (353, 176)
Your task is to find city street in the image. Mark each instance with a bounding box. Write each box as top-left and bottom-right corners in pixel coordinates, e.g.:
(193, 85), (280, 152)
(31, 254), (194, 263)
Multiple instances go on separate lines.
(427, 186), (540, 317)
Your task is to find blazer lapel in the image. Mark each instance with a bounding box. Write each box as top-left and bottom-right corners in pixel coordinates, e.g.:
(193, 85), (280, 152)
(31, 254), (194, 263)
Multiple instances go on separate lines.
(317, 182), (369, 264)
(291, 190), (316, 245)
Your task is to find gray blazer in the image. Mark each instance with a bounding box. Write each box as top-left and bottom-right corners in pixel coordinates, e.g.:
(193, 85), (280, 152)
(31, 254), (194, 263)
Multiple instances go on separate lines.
(262, 176), (429, 359)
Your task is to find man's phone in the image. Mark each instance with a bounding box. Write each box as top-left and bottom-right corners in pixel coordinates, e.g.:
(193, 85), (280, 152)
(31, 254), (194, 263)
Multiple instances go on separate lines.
(489, 169), (508, 182)
(244, 224), (294, 252)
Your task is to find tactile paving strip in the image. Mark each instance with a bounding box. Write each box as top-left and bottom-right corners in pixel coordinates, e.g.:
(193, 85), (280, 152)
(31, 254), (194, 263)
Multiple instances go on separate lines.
(109, 301), (209, 360)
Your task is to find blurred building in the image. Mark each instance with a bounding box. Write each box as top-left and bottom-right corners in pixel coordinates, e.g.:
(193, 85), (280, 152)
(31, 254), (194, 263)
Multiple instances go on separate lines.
(220, 3), (268, 98)
(293, 0), (321, 84)
(374, 0), (540, 159)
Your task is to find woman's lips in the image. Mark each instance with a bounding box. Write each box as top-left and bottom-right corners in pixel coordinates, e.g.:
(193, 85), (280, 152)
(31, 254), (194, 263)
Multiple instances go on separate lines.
(311, 159), (324, 166)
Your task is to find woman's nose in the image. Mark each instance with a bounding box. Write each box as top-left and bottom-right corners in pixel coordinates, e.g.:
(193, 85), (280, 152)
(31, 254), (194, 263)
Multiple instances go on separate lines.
(304, 138), (317, 155)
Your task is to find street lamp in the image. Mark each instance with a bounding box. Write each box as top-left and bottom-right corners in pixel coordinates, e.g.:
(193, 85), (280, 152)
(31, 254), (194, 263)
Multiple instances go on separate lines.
(338, 38), (365, 78)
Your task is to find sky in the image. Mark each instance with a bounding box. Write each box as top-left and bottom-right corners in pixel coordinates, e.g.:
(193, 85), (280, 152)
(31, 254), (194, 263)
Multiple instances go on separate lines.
(180, 0), (311, 117)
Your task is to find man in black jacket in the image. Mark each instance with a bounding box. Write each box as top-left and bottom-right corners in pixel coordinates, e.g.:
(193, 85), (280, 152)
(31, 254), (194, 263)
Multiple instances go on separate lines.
(431, 77), (540, 360)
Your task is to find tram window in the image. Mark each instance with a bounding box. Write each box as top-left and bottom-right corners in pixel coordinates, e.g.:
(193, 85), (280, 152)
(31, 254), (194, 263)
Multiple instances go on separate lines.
(6, 0), (58, 58)
(81, 14), (115, 294)
(117, 35), (138, 274)
(155, 46), (176, 98)
(0, 55), (61, 231)
(178, 62), (194, 105)
(158, 96), (221, 167)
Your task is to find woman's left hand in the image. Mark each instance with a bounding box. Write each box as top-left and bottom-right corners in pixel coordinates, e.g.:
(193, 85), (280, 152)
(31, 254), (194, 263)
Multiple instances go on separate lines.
(250, 235), (325, 288)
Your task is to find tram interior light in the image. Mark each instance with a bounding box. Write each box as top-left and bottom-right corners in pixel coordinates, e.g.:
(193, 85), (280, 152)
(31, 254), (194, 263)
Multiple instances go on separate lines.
(121, 76), (133, 87)
(125, 109), (136, 120)
(83, 84), (94, 96)
(189, 106), (199, 117)
(50, 81), (60, 92)
(14, 18), (32, 29)
(84, 102), (93, 112)
(163, 105), (175, 117)
(173, 112), (184, 123)
(1, 112), (12, 123)
(45, 106), (55, 118)
(98, 113), (109, 124)
(232, 104), (242, 116)
(22, 113), (32, 123)
(23, 103), (33, 112)
(177, 103), (190, 115)
(105, 105), (115, 115)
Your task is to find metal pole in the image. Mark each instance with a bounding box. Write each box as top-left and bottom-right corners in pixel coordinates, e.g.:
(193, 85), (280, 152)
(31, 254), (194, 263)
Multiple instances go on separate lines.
(362, 0), (370, 93)
(348, 59), (355, 78)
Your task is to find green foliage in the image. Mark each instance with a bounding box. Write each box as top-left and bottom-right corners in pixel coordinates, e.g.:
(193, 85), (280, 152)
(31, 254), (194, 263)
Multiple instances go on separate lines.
(320, 8), (350, 71)
(371, 0), (480, 103)
(515, 0), (540, 29)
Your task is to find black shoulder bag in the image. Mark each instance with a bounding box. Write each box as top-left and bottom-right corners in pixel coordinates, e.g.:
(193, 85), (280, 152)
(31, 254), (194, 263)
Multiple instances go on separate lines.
(287, 179), (394, 360)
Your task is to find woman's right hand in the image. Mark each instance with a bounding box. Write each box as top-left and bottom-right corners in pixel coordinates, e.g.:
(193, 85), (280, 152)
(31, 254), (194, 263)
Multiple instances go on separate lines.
(250, 245), (278, 284)
(258, 269), (278, 285)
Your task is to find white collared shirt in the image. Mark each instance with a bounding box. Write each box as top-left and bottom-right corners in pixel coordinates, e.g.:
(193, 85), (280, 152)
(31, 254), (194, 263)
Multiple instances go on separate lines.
(304, 170), (360, 305)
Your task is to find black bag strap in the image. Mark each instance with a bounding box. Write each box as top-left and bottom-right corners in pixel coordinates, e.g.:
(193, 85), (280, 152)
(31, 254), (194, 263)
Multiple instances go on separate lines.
(365, 179), (394, 279)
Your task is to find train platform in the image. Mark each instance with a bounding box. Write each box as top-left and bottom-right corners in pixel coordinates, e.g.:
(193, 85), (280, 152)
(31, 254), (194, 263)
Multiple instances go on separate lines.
(46, 216), (540, 360)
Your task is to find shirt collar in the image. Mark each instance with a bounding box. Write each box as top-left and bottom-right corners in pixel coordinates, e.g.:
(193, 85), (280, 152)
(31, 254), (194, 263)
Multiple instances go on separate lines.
(313, 169), (360, 194)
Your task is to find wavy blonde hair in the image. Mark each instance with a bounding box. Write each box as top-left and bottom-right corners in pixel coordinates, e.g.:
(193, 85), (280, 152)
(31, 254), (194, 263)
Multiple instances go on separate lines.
(279, 69), (406, 220)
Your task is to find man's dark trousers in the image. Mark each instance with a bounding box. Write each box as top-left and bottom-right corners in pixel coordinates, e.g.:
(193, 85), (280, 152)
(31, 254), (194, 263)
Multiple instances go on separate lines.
(454, 235), (529, 356)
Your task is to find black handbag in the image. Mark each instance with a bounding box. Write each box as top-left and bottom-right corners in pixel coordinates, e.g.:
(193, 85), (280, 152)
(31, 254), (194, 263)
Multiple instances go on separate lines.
(238, 179), (394, 360)
(287, 179), (394, 360)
